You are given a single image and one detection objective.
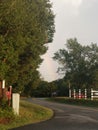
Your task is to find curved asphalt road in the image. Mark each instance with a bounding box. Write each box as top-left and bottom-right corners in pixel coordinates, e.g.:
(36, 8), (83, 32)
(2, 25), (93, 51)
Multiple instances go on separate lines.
(12, 98), (98, 130)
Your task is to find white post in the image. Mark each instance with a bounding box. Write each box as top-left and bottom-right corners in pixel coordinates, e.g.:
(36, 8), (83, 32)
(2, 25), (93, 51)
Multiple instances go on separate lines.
(2, 80), (5, 98)
(12, 93), (20, 115)
(74, 89), (76, 99)
(2, 80), (5, 89)
(79, 89), (81, 99)
(85, 89), (87, 100)
(91, 88), (93, 100)
(69, 89), (71, 98)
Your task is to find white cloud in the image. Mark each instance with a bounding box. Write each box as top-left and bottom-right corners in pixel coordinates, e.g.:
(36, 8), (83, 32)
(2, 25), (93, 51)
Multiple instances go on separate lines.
(51, 0), (83, 16)
(62, 0), (82, 7)
(62, 0), (83, 16)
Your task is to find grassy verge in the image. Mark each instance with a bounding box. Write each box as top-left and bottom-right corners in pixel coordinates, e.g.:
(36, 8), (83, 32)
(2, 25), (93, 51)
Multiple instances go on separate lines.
(0, 100), (53, 130)
(48, 97), (98, 108)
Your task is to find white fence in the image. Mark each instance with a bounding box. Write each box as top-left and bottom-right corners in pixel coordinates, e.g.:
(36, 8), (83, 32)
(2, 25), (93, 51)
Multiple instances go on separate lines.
(91, 89), (98, 100)
(69, 88), (98, 100)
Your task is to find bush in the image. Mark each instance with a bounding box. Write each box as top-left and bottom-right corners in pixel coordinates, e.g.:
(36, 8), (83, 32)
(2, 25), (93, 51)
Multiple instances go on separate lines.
(0, 98), (15, 124)
(0, 99), (8, 109)
(49, 97), (98, 108)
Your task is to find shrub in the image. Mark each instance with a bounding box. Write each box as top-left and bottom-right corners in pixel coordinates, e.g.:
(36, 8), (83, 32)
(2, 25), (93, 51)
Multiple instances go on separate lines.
(49, 97), (98, 108)
(0, 98), (15, 124)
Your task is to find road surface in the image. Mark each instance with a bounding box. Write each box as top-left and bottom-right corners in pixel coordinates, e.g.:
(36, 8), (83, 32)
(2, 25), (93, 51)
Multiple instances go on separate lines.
(12, 98), (98, 130)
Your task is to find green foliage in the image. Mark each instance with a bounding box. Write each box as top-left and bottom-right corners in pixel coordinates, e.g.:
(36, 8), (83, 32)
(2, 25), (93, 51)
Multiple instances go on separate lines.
(53, 38), (98, 89)
(0, 107), (14, 119)
(0, 99), (8, 109)
(53, 79), (69, 96)
(32, 79), (68, 97)
(0, 102), (15, 126)
(0, 0), (55, 93)
(32, 81), (50, 97)
(49, 97), (98, 108)
(23, 70), (41, 96)
(31, 81), (57, 97)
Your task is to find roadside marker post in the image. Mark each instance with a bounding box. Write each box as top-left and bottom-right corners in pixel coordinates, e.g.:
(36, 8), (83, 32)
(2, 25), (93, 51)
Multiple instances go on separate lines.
(12, 93), (20, 115)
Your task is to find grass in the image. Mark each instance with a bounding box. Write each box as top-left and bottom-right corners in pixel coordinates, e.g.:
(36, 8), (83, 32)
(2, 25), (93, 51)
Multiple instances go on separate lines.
(48, 97), (98, 108)
(0, 100), (53, 130)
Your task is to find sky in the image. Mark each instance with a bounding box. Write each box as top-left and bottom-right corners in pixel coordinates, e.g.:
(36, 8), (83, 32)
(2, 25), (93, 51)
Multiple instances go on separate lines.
(39, 0), (98, 82)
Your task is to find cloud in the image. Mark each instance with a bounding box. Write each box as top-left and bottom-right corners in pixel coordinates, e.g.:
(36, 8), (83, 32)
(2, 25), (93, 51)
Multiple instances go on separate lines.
(71, 0), (82, 7)
(62, 0), (83, 15)
(62, 0), (82, 7)
(50, 0), (83, 16)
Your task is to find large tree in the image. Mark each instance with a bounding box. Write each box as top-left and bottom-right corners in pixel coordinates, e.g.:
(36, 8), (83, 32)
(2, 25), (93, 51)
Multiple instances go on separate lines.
(0, 0), (55, 92)
(53, 38), (98, 89)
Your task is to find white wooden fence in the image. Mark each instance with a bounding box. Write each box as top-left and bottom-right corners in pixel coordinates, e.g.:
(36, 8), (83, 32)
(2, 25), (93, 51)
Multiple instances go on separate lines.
(69, 88), (98, 100)
(91, 89), (98, 100)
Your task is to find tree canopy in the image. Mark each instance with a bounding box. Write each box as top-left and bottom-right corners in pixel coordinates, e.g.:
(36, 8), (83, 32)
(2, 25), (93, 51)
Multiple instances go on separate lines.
(0, 0), (55, 92)
(53, 38), (98, 89)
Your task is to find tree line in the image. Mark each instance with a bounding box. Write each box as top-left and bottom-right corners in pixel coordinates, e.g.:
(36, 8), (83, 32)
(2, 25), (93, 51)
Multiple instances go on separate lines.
(33, 38), (98, 97)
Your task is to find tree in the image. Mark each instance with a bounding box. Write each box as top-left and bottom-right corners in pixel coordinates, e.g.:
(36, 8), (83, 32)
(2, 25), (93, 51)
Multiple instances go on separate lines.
(53, 38), (98, 89)
(32, 81), (50, 97)
(30, 80), (57, 97)
(53, 79), (68, 96)
(0, 0), (55, 92)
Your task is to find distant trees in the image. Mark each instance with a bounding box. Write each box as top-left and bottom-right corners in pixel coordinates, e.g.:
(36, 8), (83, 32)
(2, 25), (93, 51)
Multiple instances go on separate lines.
(53, 38), (98, 90)
(53, 79), (69, 96)
(30, 81), (57, 97)
(0, 0), (55, 93)
(33, 81), (51, 97)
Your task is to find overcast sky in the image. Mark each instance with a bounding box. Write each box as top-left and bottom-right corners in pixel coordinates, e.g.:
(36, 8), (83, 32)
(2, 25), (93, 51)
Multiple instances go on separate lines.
(39, 0), (98, 82)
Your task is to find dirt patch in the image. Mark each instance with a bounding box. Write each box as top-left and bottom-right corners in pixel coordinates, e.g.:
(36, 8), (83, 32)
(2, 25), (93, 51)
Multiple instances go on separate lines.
(0, 118), (11, 124)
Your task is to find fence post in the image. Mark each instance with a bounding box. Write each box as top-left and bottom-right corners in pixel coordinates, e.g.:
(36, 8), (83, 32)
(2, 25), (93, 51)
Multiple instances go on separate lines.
(91, 88), (93, 100)
(79, 89), (81, 99)
(69, 89), (71, 98)
(74, 89), (76, 99)
(85, 89), (87, 100)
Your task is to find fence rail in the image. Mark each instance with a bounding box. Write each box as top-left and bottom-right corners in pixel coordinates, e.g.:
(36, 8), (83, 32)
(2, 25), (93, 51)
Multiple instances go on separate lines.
(69, 88), (98, 100)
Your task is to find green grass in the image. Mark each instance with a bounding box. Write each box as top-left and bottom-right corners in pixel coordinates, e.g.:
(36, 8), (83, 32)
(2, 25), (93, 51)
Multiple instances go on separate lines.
(48, 97), (98, 108)
(0, 100), (53, 130)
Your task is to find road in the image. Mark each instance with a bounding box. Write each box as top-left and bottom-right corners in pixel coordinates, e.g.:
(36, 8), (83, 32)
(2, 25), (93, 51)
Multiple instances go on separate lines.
(12, 98), (98, 130)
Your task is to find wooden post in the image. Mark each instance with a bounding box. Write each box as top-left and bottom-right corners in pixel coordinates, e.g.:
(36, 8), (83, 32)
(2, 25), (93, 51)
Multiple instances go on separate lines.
(91, 88), (93, 100)
(7, 86), (12, 106)
(79, 89), (81, 99)
(85, 89), (87, 100)
(74, 89), (76, 99)
(69, 89), (71, 98)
